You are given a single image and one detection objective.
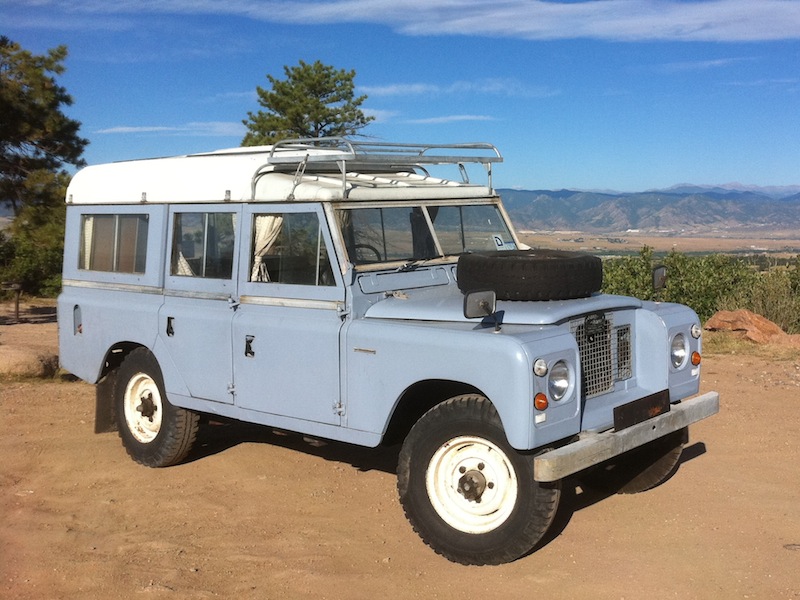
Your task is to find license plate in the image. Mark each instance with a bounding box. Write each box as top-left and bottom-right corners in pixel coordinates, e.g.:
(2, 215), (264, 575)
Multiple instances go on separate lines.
(613, 390), (670, 431)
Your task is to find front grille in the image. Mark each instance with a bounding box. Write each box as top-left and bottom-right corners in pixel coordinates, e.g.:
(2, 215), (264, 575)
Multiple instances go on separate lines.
(570, 313), (632, 398)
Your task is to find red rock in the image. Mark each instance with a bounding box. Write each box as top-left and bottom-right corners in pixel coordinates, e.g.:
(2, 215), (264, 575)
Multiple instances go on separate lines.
(705, 309), (787, 344)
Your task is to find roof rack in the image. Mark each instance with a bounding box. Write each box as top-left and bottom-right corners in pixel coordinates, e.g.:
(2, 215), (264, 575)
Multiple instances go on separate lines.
(260, 138), (503, 199)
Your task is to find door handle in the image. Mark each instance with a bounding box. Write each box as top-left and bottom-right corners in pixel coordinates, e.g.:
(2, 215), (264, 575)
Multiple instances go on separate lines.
(245, 335), (255, 357)
(166, 316), (175, 337)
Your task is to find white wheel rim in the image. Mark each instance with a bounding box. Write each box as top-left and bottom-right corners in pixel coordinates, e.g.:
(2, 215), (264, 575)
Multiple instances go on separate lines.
(425, 435), (518, 534)
(123, 372), (163, 443)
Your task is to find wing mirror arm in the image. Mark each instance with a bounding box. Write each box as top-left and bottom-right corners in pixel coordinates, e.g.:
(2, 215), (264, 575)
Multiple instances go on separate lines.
(463, 290), (501, 332)
(653, 265), (667, 292)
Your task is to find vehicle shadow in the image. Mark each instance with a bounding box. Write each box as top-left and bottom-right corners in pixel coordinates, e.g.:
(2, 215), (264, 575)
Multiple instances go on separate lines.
(534, 441), (708, 552)
(187, 421), (709, 555)
(187, 417), (400, 474)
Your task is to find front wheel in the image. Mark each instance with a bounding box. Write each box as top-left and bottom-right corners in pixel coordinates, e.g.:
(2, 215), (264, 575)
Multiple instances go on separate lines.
(115, 348), (199, 468)
(397, 395), (560, 565)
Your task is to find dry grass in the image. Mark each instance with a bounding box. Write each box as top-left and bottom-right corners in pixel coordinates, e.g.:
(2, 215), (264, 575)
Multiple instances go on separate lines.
(702, 330), (800, 361)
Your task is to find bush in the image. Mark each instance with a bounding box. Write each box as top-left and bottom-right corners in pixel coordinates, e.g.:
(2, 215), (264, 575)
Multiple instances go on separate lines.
(602, 247), (757, 323)
(720, 265), (800, 334)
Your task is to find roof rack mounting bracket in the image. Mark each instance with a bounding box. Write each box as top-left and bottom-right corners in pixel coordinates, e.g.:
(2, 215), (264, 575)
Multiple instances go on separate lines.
(287, 153), (309, 201)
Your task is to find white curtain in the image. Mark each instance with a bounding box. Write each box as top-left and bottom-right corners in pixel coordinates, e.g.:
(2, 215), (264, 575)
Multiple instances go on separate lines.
(250, 215), (284, 282)
(81, 216), (94, 270)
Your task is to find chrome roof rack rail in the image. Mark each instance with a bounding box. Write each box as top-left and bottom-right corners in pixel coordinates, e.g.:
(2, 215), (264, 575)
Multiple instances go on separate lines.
(262, 138), (503, 197)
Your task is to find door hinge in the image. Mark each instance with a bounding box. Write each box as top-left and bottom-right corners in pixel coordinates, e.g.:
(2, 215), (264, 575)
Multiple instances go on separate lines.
(333, 401), (345, 416)
(227, 383), (236, 396)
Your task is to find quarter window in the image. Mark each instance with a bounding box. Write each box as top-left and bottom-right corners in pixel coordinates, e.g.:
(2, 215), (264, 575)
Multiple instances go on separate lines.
(79, 214), (148, 273)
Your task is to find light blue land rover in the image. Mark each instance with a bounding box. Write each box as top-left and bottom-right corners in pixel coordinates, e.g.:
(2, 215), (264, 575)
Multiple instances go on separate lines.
(57, 139), (719, 565)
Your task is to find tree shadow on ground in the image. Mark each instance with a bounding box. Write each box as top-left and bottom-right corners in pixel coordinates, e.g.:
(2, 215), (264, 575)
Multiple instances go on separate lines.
(0, 303), (57, 325)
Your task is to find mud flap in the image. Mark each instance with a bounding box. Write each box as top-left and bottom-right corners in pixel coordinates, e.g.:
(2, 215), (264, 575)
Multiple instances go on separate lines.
(94, 370), (118, 433)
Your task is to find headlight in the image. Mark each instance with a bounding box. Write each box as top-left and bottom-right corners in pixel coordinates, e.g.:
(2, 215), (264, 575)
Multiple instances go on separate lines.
(548, 360), (570, 401)
(670, 333), (688, 368)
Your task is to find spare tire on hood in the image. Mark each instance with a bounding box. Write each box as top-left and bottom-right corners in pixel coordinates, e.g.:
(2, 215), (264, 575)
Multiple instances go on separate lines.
(457, 249), (603, 301)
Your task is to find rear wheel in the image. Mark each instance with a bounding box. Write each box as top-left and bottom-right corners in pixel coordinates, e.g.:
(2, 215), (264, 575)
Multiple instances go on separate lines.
(397, 395), (560, 565)
(115, 348), (199, 468)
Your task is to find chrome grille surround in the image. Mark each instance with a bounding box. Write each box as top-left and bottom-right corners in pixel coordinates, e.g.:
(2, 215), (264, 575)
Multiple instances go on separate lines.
(570, 313), (633, 398)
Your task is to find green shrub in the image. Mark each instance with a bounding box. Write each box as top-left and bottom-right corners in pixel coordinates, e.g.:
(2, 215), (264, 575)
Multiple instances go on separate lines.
(720, 266), (800, 334)
(602, 247), (756, 323)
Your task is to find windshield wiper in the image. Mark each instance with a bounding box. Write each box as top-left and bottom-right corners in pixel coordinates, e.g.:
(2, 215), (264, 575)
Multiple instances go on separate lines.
(396, 257), (437, 272)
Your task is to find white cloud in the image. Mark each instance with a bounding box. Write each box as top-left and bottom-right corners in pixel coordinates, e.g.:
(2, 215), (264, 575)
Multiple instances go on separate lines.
(362, 108), (401, 123)
(361, 78), (560, 98)
(360, 83), (441, 97)
(406, 115), (497, 125)
(96, 121), (245, 136)
(13, 0), (800, 42)
(660, 57), (755, 73)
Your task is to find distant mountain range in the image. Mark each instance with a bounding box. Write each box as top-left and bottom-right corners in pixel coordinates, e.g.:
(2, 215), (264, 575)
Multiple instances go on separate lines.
(500, 184), (800, 234)
(4, 183), (800, 234)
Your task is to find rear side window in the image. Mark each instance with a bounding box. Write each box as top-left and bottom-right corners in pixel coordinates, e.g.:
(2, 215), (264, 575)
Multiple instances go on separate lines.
(171, 212), (236, 279)
(79, 214), (149, 273)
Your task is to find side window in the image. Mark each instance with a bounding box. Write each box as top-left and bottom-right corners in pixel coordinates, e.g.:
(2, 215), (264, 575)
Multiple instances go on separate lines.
(171, 212), (235, 279)
(250, 212), (334, 286)
(79, 214), (148, 273)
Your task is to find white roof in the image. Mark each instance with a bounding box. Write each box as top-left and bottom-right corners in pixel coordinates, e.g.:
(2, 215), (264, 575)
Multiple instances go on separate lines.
(65, 141), (501, 205)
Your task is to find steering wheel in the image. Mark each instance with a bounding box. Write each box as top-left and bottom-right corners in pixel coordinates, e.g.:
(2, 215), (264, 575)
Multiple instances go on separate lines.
(352, 243), (382, 262)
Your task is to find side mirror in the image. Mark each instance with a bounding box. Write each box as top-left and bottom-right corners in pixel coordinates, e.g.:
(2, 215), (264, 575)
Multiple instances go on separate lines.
(463, 290), (497, 319)
(653, 265), (667, 291)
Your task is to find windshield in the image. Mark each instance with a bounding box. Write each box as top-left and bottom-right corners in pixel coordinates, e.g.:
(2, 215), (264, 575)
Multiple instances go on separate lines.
(336, 203), (517, 266)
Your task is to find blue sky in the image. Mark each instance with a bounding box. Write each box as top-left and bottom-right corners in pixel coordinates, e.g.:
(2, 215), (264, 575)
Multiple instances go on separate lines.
(3, 0), (800, 191)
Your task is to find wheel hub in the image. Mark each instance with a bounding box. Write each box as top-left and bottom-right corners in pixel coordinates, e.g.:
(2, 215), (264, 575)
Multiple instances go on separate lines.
(458, 469), (487, 502)
(136, 391), (157, 422)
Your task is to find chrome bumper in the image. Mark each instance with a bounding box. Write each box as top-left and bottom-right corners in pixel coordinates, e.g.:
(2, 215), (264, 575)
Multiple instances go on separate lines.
(533, 391), (720, 482)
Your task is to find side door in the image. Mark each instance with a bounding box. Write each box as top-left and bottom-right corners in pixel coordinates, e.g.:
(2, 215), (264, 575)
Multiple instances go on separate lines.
(232, 204), (345, 425)
(158, 205), (241, 404)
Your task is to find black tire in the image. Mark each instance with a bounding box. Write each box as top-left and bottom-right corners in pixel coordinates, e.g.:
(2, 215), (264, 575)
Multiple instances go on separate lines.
(115, 348), (199, 468)
(397, 395), (560, 565)
(582, 427), (687, 495)
(457, 249), (603, 301)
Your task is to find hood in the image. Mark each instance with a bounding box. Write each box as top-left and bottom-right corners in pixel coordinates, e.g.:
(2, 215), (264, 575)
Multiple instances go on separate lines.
(364, 286), (642, 326)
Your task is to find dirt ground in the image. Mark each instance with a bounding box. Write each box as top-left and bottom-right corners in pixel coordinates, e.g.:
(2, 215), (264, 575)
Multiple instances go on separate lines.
(1, 301), (799, 600)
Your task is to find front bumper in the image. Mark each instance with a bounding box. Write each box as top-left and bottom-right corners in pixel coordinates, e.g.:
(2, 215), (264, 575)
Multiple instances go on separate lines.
(533, 391), (720, 482)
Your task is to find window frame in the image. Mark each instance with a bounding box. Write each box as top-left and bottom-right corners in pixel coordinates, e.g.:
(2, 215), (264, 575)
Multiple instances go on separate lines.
(63, 204), (165, 288)
(238, 204), (344, 302)
(164, 205), (241, 297)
